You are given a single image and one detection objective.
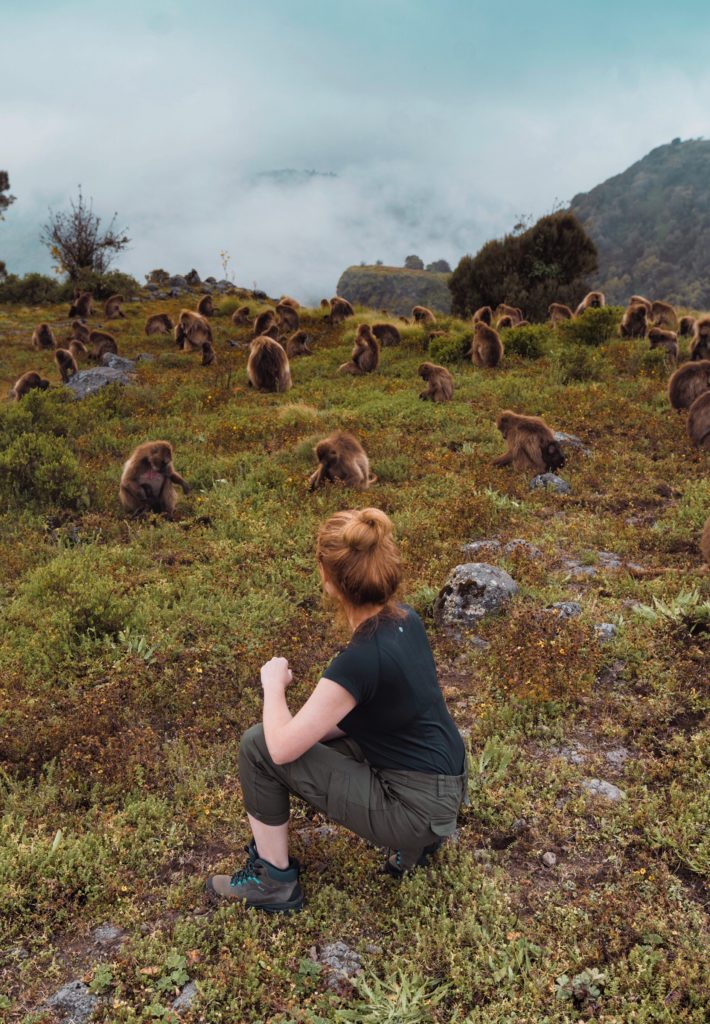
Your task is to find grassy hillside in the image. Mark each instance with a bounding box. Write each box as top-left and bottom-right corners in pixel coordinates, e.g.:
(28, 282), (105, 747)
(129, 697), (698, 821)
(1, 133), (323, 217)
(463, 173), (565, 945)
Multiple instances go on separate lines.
(0, 296), (708, 1022)
(337, 265), (451, 316)
(570, 138), (710, 306)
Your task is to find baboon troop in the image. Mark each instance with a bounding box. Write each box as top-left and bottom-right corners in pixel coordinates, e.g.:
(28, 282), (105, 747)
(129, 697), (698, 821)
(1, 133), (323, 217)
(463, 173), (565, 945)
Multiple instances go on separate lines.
(648, 327), (679, 363)
(338, 324), (380, 375)
(412, 305), (436, 323)
(197, 294), (215, 318)
(276, 303), (300, 333)
(231, 305), (251, 326)
(119, 441), (190, 516)
(620, 303), (648, 339)
(104, 294), (126, 319)
(308, 431), (376, 491)
(329, 297), (355, 325)
(418, 362), (453, 403)
(690, 317), (710, 361)
(469, 321), (503, 368)
(55, 348), (79, 382)
(495, 303), (523, 325)
(575, 291), (605, 316)
(371, 323), (401, 347)
(286, 330), (312, 357)
(687, 390), (710, 449)
(9, 371), (49, 400)
(32, 323), (56, 350)
(176, 310), (212, 351)
(668, 360), (710, 411)
(493, 411), (566, 475)
(473, 305), (493, 325)
(69, 291), (93, 319)
(145, 313), (175, 335)
(247, 336), (292, 392)
(549, 302), (573, 324)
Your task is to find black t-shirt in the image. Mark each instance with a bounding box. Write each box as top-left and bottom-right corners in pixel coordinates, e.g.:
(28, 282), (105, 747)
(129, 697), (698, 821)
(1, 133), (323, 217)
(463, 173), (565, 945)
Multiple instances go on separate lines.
(323, 606), (465, 775)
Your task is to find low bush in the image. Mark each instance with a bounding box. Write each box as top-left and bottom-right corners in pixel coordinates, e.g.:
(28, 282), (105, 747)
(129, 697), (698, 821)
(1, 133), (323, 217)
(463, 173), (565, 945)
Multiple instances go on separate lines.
(0, 433), (88, 510)
(0, 272), (65, 305)
(556, 306), (622, 346)
(429, 328), (471, 364)
(500, 324), (548, 359)
(64, 268), (141, 300)
(553, 344), (604, 383)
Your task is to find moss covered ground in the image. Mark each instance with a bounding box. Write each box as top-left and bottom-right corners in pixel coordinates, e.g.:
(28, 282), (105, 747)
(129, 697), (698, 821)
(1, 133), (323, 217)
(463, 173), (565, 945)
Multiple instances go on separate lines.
(0, 296), (708, 1022)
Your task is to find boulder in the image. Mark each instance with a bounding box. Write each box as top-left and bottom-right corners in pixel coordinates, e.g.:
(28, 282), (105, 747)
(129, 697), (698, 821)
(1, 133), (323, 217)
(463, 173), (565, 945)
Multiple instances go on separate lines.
(169, 275), (188, 288)
(172, 981), (198, 1013)
(530, 473), (571, 494)
(433, 563), (518, 627)
(551, 601), (582, 619)
(553, 431), (591, 455)
(100, 353), (136, 373)
(42, 980), (97, 1023)
(184, 269), (201, 285)
(594, 622), (618, 642)
(581, 778), (626, 802)
(65, 365), (134, 399)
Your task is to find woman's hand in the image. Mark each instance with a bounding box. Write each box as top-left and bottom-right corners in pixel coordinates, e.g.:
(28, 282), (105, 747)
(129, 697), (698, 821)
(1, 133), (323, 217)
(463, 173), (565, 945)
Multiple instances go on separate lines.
(260, 656), (293, 693)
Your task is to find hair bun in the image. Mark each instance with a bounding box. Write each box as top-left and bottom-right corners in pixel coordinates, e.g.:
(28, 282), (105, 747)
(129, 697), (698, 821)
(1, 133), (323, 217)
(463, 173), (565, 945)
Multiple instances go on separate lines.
(342, 507), (391, 551)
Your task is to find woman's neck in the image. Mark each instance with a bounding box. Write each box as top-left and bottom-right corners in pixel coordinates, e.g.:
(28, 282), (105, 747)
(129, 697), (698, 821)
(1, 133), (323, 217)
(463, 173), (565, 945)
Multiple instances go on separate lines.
(344, 602), (385, 633)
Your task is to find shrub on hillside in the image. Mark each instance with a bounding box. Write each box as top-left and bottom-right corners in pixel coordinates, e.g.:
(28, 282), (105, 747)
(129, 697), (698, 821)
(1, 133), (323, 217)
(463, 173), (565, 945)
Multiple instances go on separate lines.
(555, 306), (621, 347)
(61, 268), (140, 301)
(0, 433), (88, 510)
(554, 345), (604, 383)
(0, 272), (65, 305)
(500, 324), (548, 359)
(429, 329), (471, 364)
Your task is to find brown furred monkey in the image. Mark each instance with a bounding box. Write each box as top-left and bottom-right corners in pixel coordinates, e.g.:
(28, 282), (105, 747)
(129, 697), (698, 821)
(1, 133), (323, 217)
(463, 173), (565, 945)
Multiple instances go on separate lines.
(575, 291), (605, 316)
(175, 310), (213, 350)
(496, 315), (514, 329)
(338, 324), (380, 375)
(687, 390), (710, 450)
(55, 348), (78, 382)
(473, 305), (493, 325)
(493, 410), (566, 475)
(32, 323), (56, 350)
(701, 517), (710, 569)
(279, 296), (300, 309)
(320, 298), (331, 309)
(286, 330), (312, 357)
(329, 296), (355, 324)
(495, 303), (523, 324)
(308, 431), (376, 491)
(197, 294), (215, 317)
(69, 291), (93, 318)
(620, 303), (647, 339)
(201, 341), (217, 366)
(247, 336), (292, 392)
(253, 309), (277, 336)
(119, 440), (190, 516)
(231, 305), (251, 326)
(68, 339), (88, 362)
(145, 313), (175, 335)
(70, 320), (91, 345)
(418, 362), (453, 403)
(468, 321), (503, 368)
(668, 360), (710, 411)
(9, 371), (50, 401)
(650, 300), (678, 330)
(629, 294), (652, 313)
(648, 327), (678, 363)
(412, 305), (436, 323)
(371, 322), (401, 347)
(104, 294), (126, 319)
(549, 302), (573, 324)
(276, 303), (300, 333)
(690, 317), (710, 361)
(89, 330), (118, 359)
(679, 315), (696, 337)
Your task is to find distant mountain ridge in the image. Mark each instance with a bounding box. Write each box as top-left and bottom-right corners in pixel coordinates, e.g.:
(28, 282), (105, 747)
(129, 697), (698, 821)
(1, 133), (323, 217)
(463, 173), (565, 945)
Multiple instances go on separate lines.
(336, 265), (451, 316)
(570, 138), (710, 307)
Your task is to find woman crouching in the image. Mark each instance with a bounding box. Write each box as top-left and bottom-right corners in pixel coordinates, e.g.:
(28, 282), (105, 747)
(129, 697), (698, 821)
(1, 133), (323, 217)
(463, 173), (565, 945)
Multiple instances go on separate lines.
(206, 507), (467, 912)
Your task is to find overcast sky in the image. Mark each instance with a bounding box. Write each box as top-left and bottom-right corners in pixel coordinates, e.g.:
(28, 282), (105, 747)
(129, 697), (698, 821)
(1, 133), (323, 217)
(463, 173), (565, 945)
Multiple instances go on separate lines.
(2, 0), (710, 302)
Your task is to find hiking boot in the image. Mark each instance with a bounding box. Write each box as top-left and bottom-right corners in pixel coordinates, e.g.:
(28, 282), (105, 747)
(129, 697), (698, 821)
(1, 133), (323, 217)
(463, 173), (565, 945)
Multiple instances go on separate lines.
(206, 848), (304, 913)
(384, 838), (444, 879)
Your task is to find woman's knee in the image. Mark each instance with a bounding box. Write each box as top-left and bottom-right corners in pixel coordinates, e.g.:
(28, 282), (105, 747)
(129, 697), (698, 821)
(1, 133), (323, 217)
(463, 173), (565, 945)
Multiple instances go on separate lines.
(239, 722), (267, 767)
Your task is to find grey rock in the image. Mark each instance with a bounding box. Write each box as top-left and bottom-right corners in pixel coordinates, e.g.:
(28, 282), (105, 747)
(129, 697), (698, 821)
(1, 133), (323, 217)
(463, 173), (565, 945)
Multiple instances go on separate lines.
(144, 282), (159, 292)
(136, 352), (155, 362)
(318, 941), (362, 989)
(169, 287), (183, 298)
(433, 563), (518, 627)
(184, 269), (201, 285)
(216, 279), (233, 290)
(205, 276), (217, 285)
(172, 981), (198, 1012)
(595, 622), (618, 642)
(100, 353), (136, 373)
(597, 551), (623, 569)
(541, 851), (557, 867)
(92, 922), (126, 947)
(553, 431), (591, 455)
(169, 275), (188, 287)
(511, 817), (528, 835)
(200, 284), (214, 293)
(530, 473), (571, 494)
(43, 980), (98, 1023)
(7, 945), (29, 960)
(561, 558), (597, 578)
(462, 539), (501, 557)
(581, 778), (626, 802)
(65, 365), (134, 399)
(551, 601), (582, 619)
(605, 747), (630, 768)
(553, 742), (587, 765)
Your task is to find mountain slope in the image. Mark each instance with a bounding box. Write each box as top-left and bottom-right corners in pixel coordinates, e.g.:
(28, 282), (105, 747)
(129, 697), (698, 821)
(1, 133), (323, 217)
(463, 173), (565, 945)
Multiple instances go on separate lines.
(337, 264), (451, 315)
(570, 137), (710, 307)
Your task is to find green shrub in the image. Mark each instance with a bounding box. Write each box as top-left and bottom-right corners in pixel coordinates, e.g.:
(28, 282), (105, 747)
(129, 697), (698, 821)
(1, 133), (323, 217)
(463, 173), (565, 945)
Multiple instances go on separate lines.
(554, 344), (604, 383)
(501, 324), (548, 359)
(556, 306), (622, 346)
(0, 272), (65, 305)
(63, 268), (141, 300)
(429, 329), (471, 364)
(0, 433), (88, 510)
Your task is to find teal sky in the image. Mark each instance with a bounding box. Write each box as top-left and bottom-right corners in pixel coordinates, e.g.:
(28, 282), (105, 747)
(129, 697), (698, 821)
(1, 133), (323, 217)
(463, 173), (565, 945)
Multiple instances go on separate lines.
(2, 1), (710, 299)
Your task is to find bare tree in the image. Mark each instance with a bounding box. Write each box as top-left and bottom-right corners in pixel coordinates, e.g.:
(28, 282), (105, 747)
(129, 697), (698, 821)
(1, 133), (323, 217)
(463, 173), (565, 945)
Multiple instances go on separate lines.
(40, 186), (130, 279)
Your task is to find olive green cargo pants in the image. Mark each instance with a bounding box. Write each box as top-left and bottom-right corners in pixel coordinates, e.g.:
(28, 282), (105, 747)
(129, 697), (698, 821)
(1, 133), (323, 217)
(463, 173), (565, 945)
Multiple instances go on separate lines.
(239, 723), (467, 864)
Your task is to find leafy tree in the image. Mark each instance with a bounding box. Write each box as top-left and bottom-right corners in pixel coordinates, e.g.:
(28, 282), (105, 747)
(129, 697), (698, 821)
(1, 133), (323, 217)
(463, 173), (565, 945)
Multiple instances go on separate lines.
(40, 186), (130, 280)
(0, 171), (16, 277)
(404, 254), (424, 270)
(449, 211), (597, 321)
(426, 259), (452, 273)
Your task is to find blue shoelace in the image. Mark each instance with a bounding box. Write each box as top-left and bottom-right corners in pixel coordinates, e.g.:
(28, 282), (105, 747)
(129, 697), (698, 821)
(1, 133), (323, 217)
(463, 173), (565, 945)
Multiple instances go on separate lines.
(230, 866), (258, 887)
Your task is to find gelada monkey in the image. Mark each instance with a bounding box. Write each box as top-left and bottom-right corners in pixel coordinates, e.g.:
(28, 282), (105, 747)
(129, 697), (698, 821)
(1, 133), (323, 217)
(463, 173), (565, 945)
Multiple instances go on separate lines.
(493, 410), (566, 474)
(119, 441), (190, 516)
(308, 431), (376, 491)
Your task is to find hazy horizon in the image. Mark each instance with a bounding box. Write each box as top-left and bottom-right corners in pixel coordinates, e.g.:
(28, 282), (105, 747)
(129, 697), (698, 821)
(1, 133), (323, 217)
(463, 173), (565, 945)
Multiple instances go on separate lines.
(2, 0), (710, 303)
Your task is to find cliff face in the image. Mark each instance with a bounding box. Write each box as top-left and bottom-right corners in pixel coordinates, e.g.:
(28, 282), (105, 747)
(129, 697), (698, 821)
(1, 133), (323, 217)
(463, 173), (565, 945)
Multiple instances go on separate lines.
(336, 265), (451, 316)
(570, 138), (710, 307)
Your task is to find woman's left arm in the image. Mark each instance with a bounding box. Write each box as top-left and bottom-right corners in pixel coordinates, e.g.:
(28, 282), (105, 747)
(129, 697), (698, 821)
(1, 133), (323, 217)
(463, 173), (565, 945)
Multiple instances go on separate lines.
(261, 657), (356, 765)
